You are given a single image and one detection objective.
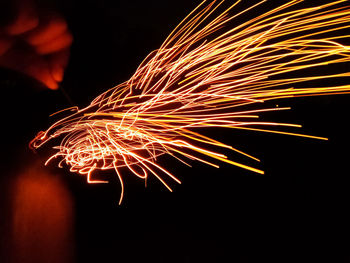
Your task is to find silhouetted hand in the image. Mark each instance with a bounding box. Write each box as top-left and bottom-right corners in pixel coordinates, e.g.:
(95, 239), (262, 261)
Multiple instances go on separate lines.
(0, 0), (73, 90)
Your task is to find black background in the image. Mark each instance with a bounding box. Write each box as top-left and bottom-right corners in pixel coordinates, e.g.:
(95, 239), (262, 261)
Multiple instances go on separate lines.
(1, 0), (350, 262)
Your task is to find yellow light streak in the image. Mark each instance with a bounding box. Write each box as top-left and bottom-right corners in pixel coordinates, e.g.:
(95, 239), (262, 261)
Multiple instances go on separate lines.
(31, 0), (350, 203)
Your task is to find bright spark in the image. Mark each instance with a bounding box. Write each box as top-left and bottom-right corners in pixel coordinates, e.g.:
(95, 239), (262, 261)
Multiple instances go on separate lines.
(30, 0), (350, 204)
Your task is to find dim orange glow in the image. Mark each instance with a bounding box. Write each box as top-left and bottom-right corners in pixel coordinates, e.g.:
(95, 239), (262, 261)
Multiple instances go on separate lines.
(31, 0), (350, 204)
(7, 162), (74, 263)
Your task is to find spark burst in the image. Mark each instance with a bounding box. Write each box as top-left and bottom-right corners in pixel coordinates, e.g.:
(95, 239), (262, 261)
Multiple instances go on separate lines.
(30, 0), (350, 204)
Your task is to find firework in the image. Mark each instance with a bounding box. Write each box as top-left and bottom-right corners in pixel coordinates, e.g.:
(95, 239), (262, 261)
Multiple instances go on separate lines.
(30, 0), (350, 204)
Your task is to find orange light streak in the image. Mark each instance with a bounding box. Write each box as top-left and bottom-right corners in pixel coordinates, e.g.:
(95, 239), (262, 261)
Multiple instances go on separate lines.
(30, 0), (350, 203)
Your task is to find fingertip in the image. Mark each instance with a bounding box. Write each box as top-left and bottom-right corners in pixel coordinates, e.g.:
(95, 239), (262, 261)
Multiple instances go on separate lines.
(42, 73), (59, 90)
(52, 66), (64, 82)
(49, 49), (70, 83)
(36, 76), (59, 90)
(43, 77), (59, 90)
(47, 81), (59, 90)
(24, 63), (59, 91)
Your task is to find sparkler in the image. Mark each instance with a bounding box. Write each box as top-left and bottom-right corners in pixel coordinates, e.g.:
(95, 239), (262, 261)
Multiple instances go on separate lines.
(30, 0), (350, 204)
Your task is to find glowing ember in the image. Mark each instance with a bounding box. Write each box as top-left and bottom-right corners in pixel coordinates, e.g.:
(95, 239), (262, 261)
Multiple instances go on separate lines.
(31, 0), (350, 204)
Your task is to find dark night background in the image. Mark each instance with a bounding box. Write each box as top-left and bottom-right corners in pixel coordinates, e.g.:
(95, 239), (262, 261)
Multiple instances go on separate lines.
(1, 0), (350, 262)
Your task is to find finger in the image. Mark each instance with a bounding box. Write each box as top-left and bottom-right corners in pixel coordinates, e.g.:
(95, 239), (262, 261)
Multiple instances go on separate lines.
(5, 1), (39, 36)
(25, 16), (68, 46)
(35, 31), (73, 55)
(49, 48), (70, 82)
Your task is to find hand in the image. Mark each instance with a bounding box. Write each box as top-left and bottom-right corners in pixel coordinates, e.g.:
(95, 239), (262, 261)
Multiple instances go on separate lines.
(0, 0), (73, 90)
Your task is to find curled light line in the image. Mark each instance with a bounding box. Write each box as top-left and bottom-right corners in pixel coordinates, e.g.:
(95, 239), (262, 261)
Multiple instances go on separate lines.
(31, 0), (350, 203)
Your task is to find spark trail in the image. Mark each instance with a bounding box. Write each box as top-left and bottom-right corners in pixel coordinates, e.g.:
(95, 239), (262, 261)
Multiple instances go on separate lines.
(30, 0), (350, 204)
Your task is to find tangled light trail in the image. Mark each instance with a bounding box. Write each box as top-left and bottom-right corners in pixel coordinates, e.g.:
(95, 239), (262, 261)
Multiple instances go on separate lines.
(31, 0), (350, 204)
